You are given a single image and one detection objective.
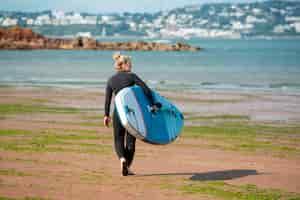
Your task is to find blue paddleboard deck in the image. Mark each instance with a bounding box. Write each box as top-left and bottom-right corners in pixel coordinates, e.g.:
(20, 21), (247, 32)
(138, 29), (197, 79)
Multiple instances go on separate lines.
(115, 86), (184, 145)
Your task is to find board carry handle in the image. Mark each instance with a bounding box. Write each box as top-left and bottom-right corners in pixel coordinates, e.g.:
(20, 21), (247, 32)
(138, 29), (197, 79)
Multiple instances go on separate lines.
(148, 104), (183, 119)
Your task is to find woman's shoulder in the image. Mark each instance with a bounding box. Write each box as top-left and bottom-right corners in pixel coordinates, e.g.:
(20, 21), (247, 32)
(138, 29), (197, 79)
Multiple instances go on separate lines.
(108, 71), (137, 81)
(117, 71), (137, 77)
(127, 72), (138, 77)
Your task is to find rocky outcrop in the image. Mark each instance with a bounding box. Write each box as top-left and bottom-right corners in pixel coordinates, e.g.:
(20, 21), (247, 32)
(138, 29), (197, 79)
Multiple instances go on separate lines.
(0, 26), (45, 49)
(0, 26), (201, 51)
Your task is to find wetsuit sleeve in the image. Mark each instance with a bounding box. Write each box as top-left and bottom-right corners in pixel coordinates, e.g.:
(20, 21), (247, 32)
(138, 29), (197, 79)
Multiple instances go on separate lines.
(104, 81), (113, 116)
(132, 73), (155, 105)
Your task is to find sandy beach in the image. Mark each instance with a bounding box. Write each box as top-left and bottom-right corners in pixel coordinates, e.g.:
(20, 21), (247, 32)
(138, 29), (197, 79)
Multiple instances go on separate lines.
(0, 85), (300, 200)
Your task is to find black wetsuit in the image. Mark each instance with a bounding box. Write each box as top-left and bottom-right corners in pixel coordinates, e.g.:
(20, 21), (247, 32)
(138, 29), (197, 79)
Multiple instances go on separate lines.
(104, 71), (154, 167)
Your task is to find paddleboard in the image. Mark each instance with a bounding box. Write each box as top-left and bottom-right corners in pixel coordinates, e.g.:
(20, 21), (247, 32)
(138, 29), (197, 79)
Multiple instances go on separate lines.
(115, 85), (184, 145)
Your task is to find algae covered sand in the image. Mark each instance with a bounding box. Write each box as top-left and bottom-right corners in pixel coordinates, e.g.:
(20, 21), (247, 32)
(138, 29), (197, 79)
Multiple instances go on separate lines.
(0, 86), (300, 200)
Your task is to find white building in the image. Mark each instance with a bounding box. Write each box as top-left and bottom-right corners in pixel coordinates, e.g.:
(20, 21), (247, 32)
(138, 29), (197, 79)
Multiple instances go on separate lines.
(184, 5), (202, 12)
(128, 22), (137, 31)
(195, 19), (208, 26)
(231, 21), (253, 30)
(2, 18), (18, 26)
(52, 10), (65, 19)
(160, 27), (241, 39)
(231, 7), (245, 18)
(270, 8), (279, 13)
(252, 8), (262, 15)
(107, 20), (122, 26)
(246, 15), (267, 23)
(153, 17), (164, 28)
(26, 18), (34, 25)
(211, 22), (220, 28)
(279, 9), (286, 15)
(101, 15), (115, 23)
(84, 16), (97, 25)
(285, 16), (300, 22)
(208, 9), (215, 16)
(292, 22), (300, 33)
(219, 12), (229, 17)
(76, 32), (92, 38)
(35, 14), (51, 25)
(66, 13), (83, 24)
(273, 24), (292, 33)
(230, 11), (245, 18)
(166, 14), (177, 25)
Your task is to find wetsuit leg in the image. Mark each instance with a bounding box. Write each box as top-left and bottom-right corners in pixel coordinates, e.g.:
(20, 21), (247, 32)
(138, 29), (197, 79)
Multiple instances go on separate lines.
(112, 110), (126, 159)
(125, 132), (136, 167)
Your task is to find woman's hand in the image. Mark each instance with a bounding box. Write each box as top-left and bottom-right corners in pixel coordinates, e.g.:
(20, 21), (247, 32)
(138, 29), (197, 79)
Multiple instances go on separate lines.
(150, 102), (162, 113)
(103, 116), (111, 127)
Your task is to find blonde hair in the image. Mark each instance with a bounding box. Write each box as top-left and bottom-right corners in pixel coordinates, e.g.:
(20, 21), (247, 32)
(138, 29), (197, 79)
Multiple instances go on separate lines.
(112, 52), (132, 71)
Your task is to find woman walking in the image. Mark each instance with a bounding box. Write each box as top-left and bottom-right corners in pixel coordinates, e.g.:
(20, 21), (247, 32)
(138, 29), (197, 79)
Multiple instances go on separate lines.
(104, 52), (157, 176)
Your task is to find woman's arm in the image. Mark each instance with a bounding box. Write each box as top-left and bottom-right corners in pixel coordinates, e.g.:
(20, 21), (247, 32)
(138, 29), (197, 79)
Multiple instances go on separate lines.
(103, 82), (113, 127)
(104, 82), (113, 117)
(132, 73), (155, 105)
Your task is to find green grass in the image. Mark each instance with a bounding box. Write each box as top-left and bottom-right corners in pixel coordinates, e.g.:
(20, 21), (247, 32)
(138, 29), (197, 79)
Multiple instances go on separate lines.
(182, 123), (300, 156)
(0, 104), (81, 115)
(0, 141), (111, 154)
(180, 181), (300, 200)
(68, 121), (103, 127)
(0, 129), (112, 154)
(183, 124), (257, 139)
(0, 127), (111, 154)
(43, 128), (99, 134)
(0, 169), (31, 177)
(29, 120), (104, 127)
(185, 115), (250, 121)
(0, 197), (48, 200)
(183, 123), (300, 139)
(4, 157), (68, 166)
(166, 96), (245, 103)
(0, 129), (34, 136)
(38, 131), (101, 141)
(0, 85), (14, 88)
(81, 115), (103, 120)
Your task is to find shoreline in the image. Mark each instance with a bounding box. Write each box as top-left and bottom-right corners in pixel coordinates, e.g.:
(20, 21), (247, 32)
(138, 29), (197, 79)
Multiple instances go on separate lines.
(1, 84), (300, 124)
(1, 83), (300, 95)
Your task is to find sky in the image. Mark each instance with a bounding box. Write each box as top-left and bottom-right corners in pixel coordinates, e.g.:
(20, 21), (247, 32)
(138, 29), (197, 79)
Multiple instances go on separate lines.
(0, 0), (265, 13)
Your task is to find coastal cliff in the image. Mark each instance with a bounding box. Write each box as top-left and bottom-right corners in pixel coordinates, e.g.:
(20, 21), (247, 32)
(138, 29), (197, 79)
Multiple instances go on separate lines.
(0, 26), (201, 51)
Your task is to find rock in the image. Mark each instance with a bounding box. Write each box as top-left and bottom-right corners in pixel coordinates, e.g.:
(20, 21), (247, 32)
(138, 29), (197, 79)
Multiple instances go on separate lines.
(82, 37), (97, 49)
(0, 26), (44, 41)
(70, 37), (97, 49)
(0, 27), (201, 51)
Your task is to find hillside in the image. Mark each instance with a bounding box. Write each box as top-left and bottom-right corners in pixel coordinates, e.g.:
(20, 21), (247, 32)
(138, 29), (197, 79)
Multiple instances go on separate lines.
(0, 0), (300, 38)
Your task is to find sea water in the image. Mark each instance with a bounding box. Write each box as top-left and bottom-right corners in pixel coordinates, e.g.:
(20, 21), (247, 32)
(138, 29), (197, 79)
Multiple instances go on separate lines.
(0, 38), (300, 93)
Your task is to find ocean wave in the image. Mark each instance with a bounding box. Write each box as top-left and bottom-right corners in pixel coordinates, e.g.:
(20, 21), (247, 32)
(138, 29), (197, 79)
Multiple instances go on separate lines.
(269, 83), (300, 89)
(148, 80), (300, 92)
(1, 78), (300, 92)
(0, 78), (107, 86)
